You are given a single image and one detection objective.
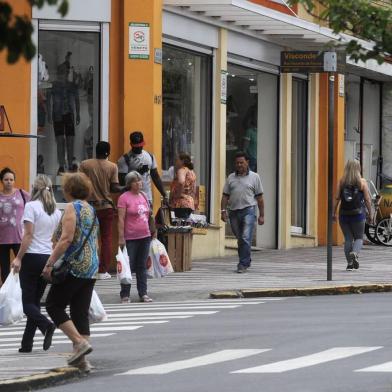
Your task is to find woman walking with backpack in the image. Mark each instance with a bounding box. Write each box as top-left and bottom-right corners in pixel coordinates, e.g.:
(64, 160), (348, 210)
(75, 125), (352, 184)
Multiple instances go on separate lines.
(333, 160), (372, 270)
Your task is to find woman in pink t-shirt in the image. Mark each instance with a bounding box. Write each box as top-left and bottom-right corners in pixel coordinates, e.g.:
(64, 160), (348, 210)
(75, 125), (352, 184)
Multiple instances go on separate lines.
(118, 171), (154, 303)
(0, 167), (30, 284)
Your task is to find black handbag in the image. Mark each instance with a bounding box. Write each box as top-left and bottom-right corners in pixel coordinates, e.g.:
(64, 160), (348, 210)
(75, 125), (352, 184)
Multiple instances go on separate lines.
(51, 210), (97, 284)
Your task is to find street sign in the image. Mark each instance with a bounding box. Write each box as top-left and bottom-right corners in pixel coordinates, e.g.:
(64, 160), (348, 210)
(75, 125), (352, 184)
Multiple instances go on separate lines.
(281, 51), (340, 73)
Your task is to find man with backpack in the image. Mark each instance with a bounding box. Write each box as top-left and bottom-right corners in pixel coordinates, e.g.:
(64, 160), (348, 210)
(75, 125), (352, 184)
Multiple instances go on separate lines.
(117, 131), (167, 206)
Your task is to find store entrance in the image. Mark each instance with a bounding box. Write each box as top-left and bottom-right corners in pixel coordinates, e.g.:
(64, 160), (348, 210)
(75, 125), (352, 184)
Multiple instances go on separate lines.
(225, 64), (278, 249)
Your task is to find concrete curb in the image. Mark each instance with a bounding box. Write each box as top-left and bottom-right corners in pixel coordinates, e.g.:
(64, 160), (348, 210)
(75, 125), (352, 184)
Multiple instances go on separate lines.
(209, 284), (392, 299)
(0, 367), (81, 392)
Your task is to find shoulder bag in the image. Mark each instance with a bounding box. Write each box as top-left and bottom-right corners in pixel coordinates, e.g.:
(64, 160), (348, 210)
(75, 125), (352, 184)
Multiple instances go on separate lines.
(51, 209), (97, 284)
(140, 192), (156, 235)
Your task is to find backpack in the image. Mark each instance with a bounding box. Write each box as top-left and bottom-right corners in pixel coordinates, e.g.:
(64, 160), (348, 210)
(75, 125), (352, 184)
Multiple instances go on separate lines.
(123, 151), (154, 174)
(340, 185), (363, 215)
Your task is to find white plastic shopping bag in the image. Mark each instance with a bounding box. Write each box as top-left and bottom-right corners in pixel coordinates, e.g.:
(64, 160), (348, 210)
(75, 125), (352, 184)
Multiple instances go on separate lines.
(116, 246), (132, 284)
(0, 273), (24, 326)
(89, 290), (107, 324)
(148, 239), (174, 278)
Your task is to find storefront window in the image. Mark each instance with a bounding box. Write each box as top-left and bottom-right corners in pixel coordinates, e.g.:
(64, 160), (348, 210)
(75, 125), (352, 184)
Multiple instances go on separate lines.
(37, 30), (100, 200)
(162, 45), (212, 217)
(291, 78), (308, 233)
(226, 64), (259, 175)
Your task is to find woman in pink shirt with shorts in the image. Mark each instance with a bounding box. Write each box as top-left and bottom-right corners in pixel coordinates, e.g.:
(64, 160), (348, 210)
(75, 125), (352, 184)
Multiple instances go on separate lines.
(118, 171), (153, 303)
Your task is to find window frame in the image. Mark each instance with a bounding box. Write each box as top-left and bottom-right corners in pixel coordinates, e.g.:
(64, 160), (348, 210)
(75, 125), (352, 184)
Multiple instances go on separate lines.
(290, 77), (309, 234)
(30, 20), (108, 208)
(162, 43), (213, 221)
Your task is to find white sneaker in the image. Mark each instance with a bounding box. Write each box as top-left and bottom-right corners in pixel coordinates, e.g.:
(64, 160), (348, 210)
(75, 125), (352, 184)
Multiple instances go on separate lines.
(98, 272), (111, 280)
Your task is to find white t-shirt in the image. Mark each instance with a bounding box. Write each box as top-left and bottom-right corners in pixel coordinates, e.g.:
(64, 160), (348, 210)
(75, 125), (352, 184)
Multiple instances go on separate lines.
(117, 150), (157, 201)
(23, 200), (62, 254)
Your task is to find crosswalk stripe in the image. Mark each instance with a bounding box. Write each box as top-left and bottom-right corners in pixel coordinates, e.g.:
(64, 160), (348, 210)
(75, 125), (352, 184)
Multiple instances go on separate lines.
(103, 311), (218, 317)
(117, 349), (270, 375)
(105, 305), (240, 311)
(104, 301), (265, 310)
(100, 316), (193, 321)
(355, 362), (392, 372)
(90, 326), (142, 332)
(0, 333), (114, 344)
(232, 347), (383, 373)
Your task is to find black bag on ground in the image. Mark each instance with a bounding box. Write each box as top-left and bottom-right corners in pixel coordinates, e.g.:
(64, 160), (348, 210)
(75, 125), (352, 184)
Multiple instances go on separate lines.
(340, 185), (363, 215)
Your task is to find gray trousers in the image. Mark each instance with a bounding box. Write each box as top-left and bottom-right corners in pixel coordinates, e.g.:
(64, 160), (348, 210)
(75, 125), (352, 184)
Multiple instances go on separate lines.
(339, 218), (365, 263)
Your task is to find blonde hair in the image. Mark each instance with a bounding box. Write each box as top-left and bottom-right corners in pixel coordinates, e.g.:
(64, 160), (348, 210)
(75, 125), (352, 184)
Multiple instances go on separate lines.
(341, 160), (362, 188)
(31, 175), (57, 215)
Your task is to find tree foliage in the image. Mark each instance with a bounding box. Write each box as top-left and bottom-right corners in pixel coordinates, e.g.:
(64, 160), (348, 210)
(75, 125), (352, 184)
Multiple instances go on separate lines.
(0, 0), (68, 63)
(289, 0), (392, 63)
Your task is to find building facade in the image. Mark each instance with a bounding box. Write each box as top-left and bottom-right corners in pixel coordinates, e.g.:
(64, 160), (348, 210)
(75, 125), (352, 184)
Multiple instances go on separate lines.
(1, 0), (392, 262)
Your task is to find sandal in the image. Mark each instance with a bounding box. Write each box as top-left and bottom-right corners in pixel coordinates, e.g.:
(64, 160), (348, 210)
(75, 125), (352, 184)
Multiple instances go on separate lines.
(140, 295), (153, 303)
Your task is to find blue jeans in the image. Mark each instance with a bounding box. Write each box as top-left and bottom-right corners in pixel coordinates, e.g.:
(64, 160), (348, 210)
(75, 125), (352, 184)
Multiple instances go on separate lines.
(229, 206), (256, 268)
(120, 237), (151, 298)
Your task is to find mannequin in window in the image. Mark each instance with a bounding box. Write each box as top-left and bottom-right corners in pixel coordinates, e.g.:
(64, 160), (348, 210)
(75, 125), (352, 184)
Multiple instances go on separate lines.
(83, 66), (94, 159)
(242, 103), (257, 172)
(48, 51), (80, 174)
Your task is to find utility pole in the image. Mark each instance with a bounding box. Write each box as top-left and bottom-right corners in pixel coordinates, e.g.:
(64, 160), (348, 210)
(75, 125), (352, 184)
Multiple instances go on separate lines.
(327, 73), (335, 281)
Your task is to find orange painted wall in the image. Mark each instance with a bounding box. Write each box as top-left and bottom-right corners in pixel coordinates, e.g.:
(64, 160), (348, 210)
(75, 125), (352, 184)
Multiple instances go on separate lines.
(318, 74), (328, 245)
(318, 73), (345, 245)
(109, 0), (124, 163)
(0, 1), (31, 191)
(121, 0), (163, 208)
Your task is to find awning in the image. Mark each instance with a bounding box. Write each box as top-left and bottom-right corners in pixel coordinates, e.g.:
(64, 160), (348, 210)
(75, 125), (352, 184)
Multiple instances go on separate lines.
(163, 0), (341, 50)
(163, 0), (392, 80)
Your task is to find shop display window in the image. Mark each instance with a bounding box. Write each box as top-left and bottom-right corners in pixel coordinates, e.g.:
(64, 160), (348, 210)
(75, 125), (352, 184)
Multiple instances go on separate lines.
(226, 64), (259, 175)
(37, 30), (100, 201)
(162, 45), (212, 217)
(291, 78), (308, 233)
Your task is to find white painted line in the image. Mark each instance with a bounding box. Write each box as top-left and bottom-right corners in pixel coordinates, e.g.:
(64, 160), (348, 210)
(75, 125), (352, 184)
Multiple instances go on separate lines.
(100, 316), (193, 321)
(117, 349), (270, 375)
(106, 306), (239, 312)
(90, 326), (142, 332)
(355, 362), (392, 372)
(90, 321), (168, 326)
(101, 300), (269, 305)
(103, 311), (218, 317)
(232, 347), (383, 373)
(103, 303), (264, 309)
(0, 333), (114, 344)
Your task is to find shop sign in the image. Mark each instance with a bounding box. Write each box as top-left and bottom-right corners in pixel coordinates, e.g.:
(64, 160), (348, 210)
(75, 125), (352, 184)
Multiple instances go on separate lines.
(154, 48), (162, 64)
(281, 51), (340, 73)
(221, 70), (227, 104)
(339, 74), (345, 97)
(129, 22), (150, 60)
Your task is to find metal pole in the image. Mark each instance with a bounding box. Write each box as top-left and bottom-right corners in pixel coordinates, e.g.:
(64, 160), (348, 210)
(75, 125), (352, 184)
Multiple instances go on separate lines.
(327, 73), (335, 281)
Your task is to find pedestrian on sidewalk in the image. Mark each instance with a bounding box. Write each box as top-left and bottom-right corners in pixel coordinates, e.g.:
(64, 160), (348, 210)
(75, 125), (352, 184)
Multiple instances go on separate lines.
(169, 153), (197, 212)
(117, 131), (168, 207)
(11, 175), (61, 353)
(0, 167), (30, 285)
(79, 141), (124, 280)
(220, 151), (264, 273)
(118, 171), (154, 303)
(333, 159), (372, 271)
(42, 173), (99, 370)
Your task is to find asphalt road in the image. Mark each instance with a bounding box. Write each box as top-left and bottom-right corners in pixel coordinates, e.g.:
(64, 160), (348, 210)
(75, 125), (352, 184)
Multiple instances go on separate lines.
(44, 294), (392, 392)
